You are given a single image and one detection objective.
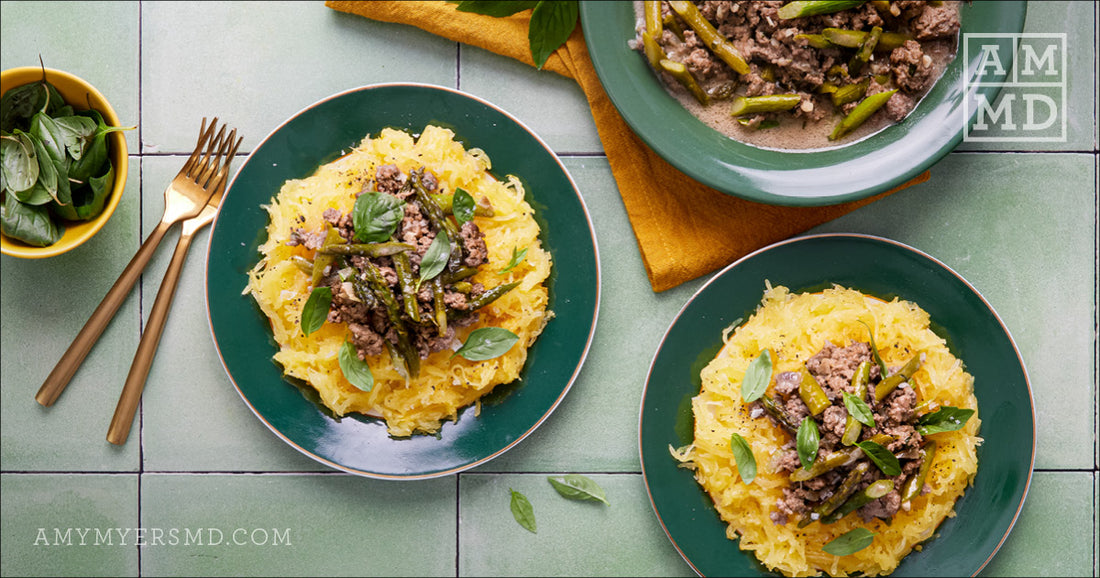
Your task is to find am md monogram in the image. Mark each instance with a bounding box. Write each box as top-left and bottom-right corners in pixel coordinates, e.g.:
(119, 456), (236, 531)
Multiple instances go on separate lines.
(964, 33), (1067, 142)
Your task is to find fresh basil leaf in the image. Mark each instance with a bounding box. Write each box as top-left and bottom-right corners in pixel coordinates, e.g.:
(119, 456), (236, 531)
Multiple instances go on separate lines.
(1, 82), (49, 133)
(842, 391), (875, 427)
(417, 230), (450, 288)
(28, 131), (61, 204)
(498, 246), (528, 275)
(54, 161), (110, 221)
(856, 440), (902, 477)
(300, 286), (333, 336)
(729, 432), (757, 484)
(823, 528), (875, 556)
(1, 192), (62, 247)
(528, 0), (578, 68)
(338, 340), (374, 392)
(352, 192), (404, 243)
(858, 320), (888, 378)
(52, 115), (96, 161)
(796, 417), (821, 470)
(740, 349), (772, 403)
(1, 132), (39, 193)
(68, 129), (108, 184)
(547, 474), (609, 505)
(917, 406), (975, 436)
(452, 187), (476, 227)
(509, 488), (537, 533)
(454, 327), (519, 361)
(30, 112), (68, 163)
(453, 0), (539, 17)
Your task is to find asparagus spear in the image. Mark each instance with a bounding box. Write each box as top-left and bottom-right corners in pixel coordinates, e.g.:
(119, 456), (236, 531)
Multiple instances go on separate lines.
(729, 94), (803, 117)
(829, 89), (897, 141)
(778, 1), (868, 20)
(667, 1), (750, 75)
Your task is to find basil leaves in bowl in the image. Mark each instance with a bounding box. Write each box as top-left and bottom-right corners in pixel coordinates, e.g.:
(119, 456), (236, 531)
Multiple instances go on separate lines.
(1, 66), (131, 258)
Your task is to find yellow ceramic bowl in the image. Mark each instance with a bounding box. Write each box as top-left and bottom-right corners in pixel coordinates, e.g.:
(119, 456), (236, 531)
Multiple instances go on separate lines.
(1, 67), (128, 259)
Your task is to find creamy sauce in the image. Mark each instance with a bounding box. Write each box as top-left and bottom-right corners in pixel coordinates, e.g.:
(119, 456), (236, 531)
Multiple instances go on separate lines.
(634, 2), (959, 151)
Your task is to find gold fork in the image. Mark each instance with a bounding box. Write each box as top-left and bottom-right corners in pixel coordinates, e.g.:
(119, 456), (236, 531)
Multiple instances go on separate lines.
(35, 118), (233, 407)
(106, 126), (242, 445)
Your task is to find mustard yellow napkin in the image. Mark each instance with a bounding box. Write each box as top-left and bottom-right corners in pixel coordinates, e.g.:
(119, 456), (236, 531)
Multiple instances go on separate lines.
(325, 1), (929, 292)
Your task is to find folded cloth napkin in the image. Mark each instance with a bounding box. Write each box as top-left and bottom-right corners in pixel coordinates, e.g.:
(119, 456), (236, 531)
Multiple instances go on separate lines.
(325, 1), (930, 292)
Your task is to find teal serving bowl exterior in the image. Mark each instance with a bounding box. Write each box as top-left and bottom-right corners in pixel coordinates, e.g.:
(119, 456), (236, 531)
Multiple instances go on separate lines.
(580, 2), (1027, 206)
(640, 234), (1033, 576)
(205, 83), (600, 479)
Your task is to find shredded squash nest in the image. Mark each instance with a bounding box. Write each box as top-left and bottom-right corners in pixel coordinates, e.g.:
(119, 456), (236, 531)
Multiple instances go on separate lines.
(674, 283), (981, 577)
(245, 125), (552, 437)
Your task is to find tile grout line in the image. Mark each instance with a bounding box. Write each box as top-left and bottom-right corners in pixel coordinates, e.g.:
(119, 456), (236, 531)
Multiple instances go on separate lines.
(136, 3), (145, 577)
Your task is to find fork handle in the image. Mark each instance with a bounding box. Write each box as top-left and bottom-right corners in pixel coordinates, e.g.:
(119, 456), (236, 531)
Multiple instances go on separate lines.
(35, 220), (175, 407)
(106, 226), (197, 445)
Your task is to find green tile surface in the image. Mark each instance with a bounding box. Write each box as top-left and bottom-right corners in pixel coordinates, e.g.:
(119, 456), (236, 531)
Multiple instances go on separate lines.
(458, 473), (693, 577)
(1, 1), (1096, 577)
(140, 473), (456, 576)
(0, 474), (139, 577)
(1, 160), (141, 472)
(979, 472), (1097, 577)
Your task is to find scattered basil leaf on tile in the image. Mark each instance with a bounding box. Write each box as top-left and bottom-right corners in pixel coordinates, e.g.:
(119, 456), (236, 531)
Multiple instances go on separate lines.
(417, 229), (450, 289)
(823, 528), (875, 556)
(842, 391), (875, 427)
(729, 432), (757, 484)
(509, 488), (537, 534)
(352, 191), (404, 243)
(453, 327), (519, 361)
(797, 417), (821, 470)
(300, 286), (333, 336)
(856, 440), (901, 476)
(740, 349), (772, 403)
(498, 246), (528, 274)
(917, 406), (975, 436)
(338, 340), (374, 392)
(547, 474), (609, 505)
(528, 0), (578, 68)
(452, 187), (476, 227)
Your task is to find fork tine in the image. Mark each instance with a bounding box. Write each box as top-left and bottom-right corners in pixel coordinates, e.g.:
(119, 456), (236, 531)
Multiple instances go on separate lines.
(194, 127), (233, 189)
(189, 124), (228, 183)
(206, 132), (244, 193)
(177, 117), (219, 178)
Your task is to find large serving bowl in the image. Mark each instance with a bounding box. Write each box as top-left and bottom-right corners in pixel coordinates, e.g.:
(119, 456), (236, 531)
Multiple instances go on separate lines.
(1, 67), (128, 258)
(580, 2), (1027, 206)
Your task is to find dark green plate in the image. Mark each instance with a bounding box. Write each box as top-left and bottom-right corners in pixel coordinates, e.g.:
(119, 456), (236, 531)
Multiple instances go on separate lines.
(580, 2), (1027, 206)
(206, 84), (600, 479)
(640, 234), (1033, 576)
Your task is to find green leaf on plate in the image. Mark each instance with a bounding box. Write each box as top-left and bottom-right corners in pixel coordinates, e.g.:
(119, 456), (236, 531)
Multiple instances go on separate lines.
(917, 406), (975, 436)
(842, 391), (875, 427)
(452, 187), (476, 227)
(452, 0), (539, 18)
(338, 340), (374, 392)
(417, 229), (450, 289)
(729, 432), (757, 484)
(509, 488), (537, 533)
(453, 327), (519, 361)
(498, 246), (528, 275)
(823, 527), (875, 556)
(352, 191), (404, 243)
(300, 286), (332, 336)
(796, 417), (820, 470)
(547, 474), (609, 505)
(740, 349), (772, 403)
(856, 439), (902, 477)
